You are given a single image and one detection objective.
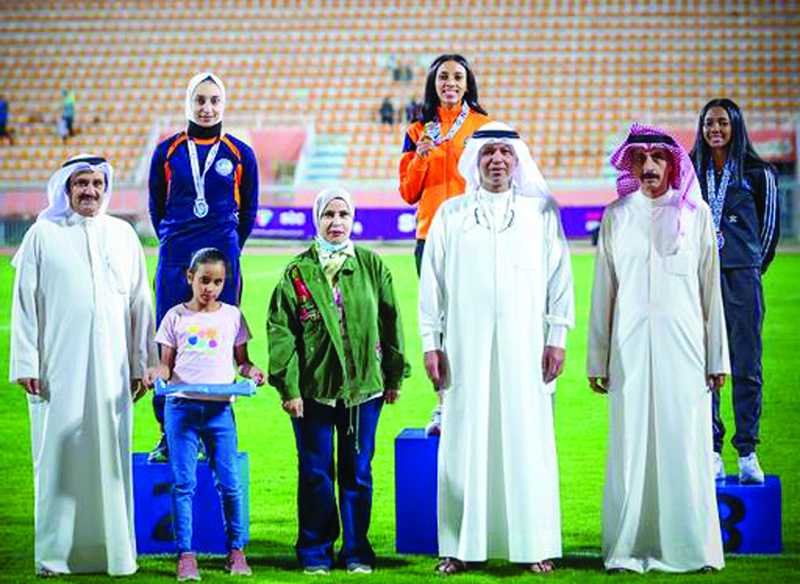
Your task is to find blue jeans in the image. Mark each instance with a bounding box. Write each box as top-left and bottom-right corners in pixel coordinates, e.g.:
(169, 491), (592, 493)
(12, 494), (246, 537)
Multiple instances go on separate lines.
(292, 397), (383, 568)
(165, 398), (244, 553)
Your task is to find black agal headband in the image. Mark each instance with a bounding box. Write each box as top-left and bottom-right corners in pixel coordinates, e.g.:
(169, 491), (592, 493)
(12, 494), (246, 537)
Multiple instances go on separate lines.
(625, 133), (677, 147)
(471, 129), (520, 140)
(62, 155), (107, 168)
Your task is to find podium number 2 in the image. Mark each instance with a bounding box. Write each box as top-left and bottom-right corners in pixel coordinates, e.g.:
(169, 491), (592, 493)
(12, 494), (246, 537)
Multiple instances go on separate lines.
(718, 493), (745, 552)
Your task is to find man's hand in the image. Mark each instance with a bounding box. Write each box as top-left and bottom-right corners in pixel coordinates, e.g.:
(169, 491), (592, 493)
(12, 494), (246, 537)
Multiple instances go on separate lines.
(384, 389), (400, 404)
(542, 346), (565, 384)
(589, 376), (609, 394)
(707, 373), (726, 392)
(19, 378), (40, 396)
(424, 350), (449, 388)
(131, 378), (148, 403)
(282, 397), (304, 418)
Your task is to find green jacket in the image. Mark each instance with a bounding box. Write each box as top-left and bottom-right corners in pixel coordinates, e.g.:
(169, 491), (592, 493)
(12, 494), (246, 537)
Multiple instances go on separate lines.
(267, 245), (410, 402)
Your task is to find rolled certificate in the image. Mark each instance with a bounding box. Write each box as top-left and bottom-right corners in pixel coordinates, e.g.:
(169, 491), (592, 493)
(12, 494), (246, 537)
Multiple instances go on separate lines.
(154, 378), (257, 397)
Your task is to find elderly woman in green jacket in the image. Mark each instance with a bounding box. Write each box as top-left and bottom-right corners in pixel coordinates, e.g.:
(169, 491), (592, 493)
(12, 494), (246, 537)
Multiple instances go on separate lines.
(267, 187), (410, 575)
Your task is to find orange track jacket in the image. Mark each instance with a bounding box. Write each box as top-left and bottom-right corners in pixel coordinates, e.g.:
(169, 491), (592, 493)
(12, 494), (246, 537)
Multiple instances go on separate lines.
(399, 107), (491, 240)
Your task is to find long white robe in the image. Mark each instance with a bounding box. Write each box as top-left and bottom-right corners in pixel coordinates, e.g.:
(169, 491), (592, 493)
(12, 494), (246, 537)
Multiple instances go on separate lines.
(587, 189), (729, 572)
(419, 189), (574, 563)
(10, 211), (154, 576)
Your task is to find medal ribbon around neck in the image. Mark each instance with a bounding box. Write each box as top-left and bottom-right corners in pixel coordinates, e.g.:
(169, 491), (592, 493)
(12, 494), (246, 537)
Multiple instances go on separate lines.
(707, 160), (733, 250)
(474, 186), (516, 233)
(187, 137), (223, 218)
(426, 102), (470, 146)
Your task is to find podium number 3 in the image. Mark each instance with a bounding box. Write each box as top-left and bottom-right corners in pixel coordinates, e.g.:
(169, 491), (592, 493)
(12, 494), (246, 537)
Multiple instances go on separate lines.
(718, 493), (745, 552)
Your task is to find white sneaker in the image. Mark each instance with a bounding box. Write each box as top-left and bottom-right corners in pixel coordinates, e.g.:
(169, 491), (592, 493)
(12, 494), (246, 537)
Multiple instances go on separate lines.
(424, 405), (442, 436)
(738, 453), (765, 484)
(303, 565), (330, 576)
(713, 452), (725, 482)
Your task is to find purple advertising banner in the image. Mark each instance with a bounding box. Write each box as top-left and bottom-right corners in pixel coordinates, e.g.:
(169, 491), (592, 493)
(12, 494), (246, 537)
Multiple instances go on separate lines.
(252, 206), (606, 240)
(561, 206), (606, 238)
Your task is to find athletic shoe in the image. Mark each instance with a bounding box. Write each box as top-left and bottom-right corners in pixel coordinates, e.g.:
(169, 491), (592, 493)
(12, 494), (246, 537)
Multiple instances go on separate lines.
(738, 453), (765, 484)
(347, 563), (374, 574)
(148, 434), (169, 463)
(303, 565), (330, 575)
(177, 552), (200, 581)
(713, 452), (725, 482)
(424, 405), (442, 436)
(225, 549), (252, 576)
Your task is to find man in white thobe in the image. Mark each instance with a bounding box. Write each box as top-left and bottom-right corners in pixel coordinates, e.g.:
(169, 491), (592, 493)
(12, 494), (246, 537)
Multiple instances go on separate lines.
(587, 125), (729, 573)
(419, 122), (575, 574)
(10, 155), (154, 577)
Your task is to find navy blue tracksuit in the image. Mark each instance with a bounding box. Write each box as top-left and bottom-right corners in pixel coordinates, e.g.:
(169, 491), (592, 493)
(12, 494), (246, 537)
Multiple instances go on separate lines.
(148, 131), (259, 427)
(702, 164), (779, 456)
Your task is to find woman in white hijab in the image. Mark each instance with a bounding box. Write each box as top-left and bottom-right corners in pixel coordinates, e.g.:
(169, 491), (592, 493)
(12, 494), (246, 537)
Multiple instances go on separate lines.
(146, 72), (260, 462)
(267, 187), (410, 575)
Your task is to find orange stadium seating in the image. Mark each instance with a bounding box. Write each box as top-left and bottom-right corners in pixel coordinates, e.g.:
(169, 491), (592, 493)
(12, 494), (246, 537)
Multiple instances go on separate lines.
(0, 0), (797, 214)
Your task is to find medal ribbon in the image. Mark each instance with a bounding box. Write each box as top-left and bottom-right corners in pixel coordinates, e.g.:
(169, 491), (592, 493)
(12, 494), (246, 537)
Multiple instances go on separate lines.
(187, 137), (222, 217)
(707, 160), (732, 249)
(426, 102), (470, 145)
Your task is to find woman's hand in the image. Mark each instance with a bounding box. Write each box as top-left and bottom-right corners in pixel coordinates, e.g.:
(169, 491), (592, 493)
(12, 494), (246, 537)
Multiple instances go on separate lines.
(282, 397), (304, 418)
(416, 134), (435, 158)
(384, 389), (400, 404)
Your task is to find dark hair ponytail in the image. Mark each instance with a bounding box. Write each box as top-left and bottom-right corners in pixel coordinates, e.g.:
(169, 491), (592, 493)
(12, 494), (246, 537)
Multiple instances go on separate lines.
(690, 98), (775, 189)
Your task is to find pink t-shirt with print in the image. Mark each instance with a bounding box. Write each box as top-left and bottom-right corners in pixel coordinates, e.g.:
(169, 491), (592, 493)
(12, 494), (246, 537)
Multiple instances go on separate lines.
(155, 302), (251, 400)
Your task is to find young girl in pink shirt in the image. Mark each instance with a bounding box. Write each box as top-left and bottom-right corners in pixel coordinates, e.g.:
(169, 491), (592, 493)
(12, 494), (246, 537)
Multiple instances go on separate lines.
(145, 247), (263, 581)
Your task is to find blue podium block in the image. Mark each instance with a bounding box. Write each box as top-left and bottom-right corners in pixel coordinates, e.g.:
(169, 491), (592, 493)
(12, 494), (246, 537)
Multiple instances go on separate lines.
(395, 428), (439, 554)
(395, 429), (784, 557)
(717, 475), (782, 554)
(133, 452), (250, 554)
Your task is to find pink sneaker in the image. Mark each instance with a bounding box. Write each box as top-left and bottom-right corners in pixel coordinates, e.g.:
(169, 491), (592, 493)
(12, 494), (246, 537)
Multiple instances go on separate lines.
(225, 549), (252, 576)
(177, 552), (200, 581)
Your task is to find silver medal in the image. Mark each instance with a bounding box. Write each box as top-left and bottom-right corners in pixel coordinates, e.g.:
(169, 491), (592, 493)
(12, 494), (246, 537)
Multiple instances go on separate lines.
(194, 199), (209, 218)
(187, 138), (222, 221)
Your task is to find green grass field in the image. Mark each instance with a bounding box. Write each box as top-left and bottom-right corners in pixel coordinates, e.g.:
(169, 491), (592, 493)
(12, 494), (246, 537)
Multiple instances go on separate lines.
(0, 248), (798, 583)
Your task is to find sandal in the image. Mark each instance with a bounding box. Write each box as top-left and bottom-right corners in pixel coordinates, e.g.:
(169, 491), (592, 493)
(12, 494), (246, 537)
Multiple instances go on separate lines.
(527, 560), (554, 573)
(436, 558), (467, 575)
(37, 567), (60, 578)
